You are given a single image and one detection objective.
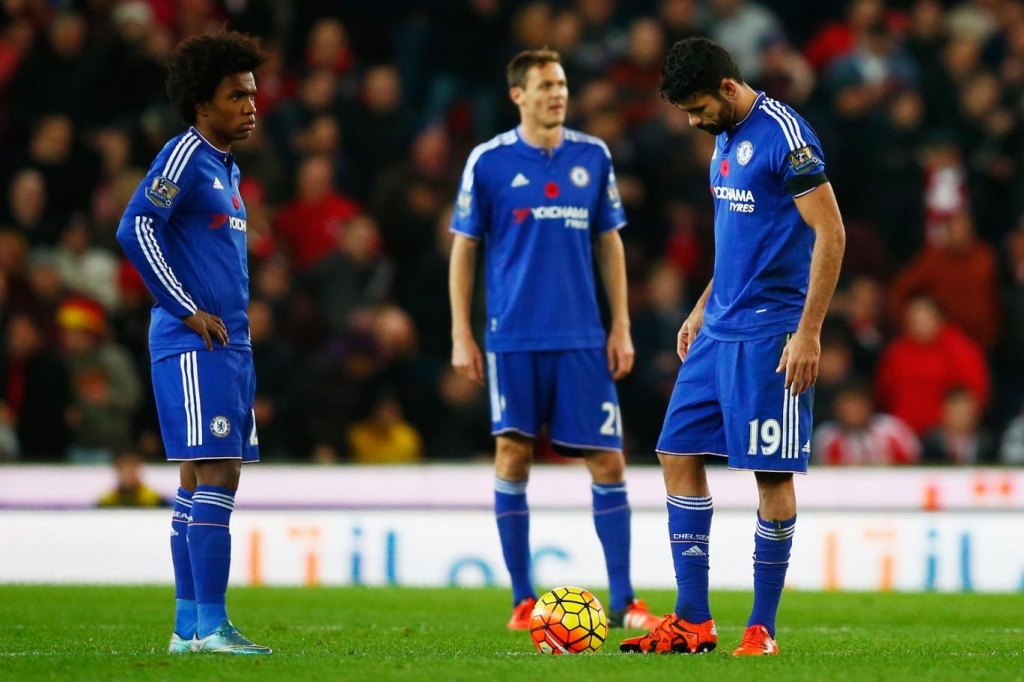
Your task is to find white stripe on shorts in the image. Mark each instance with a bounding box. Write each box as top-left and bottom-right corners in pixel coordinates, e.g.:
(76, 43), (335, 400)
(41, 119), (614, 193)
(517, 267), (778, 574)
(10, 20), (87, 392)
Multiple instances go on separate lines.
(180, 351), (203, 447)
(781, 389), (799, 459)
(486, 351), (501, 423)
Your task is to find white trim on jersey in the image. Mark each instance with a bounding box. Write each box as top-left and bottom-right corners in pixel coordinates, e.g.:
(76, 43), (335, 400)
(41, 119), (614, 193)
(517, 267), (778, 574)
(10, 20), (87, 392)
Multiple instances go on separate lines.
(563, 128), (612, 159)
(449, 227), (481, 241)
(760, 98), (807, 151)
(163, 133), (202, 183)
(181, 351), (204, 447)
(162, 132), (194, 177)
(135, 216), (198, 314)
(169, 137), (202, 183)
(459, 131), (517, 192)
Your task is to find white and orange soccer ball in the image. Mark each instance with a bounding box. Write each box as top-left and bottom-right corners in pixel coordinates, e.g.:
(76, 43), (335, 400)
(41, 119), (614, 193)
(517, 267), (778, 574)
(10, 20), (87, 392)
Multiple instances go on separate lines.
(529, 586), (608, 654)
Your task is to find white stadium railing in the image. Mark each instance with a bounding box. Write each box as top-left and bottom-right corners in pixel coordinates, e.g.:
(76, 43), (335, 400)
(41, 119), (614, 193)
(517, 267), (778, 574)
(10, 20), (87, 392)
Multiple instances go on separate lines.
(2, 464), (1021, 591)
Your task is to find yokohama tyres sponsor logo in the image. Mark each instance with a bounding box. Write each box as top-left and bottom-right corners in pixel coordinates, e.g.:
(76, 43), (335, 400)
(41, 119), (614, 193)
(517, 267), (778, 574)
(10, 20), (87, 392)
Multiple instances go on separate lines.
(512, 206), (590, 229)
(712, 186), (756, 213)
(712, 186), (755, 202)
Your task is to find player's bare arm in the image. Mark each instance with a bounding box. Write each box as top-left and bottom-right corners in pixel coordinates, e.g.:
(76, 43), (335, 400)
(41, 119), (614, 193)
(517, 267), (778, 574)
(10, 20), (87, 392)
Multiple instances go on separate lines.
(449, 233), (485, 384)
(678, 278), (713, 362)
(184, 310), (229, 350)
(776, 182), (845, 394)
(594, 229), (634, 380)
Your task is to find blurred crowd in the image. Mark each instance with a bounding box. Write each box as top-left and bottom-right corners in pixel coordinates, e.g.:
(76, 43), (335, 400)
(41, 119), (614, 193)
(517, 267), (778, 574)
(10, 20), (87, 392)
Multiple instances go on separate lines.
(1, 0), (1023, 467)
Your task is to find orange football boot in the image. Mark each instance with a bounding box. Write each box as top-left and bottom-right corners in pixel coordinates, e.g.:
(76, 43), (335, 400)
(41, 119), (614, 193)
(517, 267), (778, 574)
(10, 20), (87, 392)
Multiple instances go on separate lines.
(732, 624), (779, 656)
(507, 597), (536, 630)
(619, 613), (717, 654)
(609, 599), (663, 630)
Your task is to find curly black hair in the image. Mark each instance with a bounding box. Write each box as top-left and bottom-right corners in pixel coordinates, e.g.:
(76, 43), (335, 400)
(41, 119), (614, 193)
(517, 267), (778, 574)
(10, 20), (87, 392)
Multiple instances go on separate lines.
(165, 32), (265, 124)
(659, 37), (743, 105)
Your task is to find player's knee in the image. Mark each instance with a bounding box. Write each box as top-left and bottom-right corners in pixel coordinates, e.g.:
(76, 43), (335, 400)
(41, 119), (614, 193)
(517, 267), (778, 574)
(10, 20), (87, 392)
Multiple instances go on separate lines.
(178, 461), (197, 492)
(194, 459), (242, 491)
(495, 436), (533, 480)
(754, 471), (793, 488)
(659, 453), (709, 495)
(585, 450), (625, 484)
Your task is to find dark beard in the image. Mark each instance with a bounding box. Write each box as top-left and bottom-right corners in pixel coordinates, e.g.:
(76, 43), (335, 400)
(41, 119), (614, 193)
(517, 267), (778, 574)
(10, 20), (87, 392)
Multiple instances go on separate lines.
(696, 99), (735, 136)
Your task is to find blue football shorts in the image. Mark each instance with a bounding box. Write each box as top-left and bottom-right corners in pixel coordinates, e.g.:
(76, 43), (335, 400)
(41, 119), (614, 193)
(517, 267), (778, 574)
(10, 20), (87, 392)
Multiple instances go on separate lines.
(151, 349), (259, 462)
(485, 348), (623, 455)
(656, 332), (813, 473)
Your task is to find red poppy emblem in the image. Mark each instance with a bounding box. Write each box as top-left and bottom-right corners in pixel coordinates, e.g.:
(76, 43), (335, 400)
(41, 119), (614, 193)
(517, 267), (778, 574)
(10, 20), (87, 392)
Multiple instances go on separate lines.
(544, 182), (559, 199)
(720, 159), (729, 177)
(233, 195), (240, 210)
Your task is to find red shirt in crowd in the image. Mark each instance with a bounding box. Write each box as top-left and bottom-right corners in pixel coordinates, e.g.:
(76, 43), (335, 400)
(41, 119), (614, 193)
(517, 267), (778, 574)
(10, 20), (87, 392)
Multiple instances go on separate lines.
(875, 324), (989, 435)
(274, 192), (362, 271)
(813, 414), (921, 465)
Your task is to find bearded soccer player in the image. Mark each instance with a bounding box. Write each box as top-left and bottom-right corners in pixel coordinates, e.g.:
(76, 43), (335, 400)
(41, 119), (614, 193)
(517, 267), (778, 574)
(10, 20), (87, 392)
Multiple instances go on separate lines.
(449, 49), (660, 631)
(116, 32), (270, 655)
(619, 38), (845, 656)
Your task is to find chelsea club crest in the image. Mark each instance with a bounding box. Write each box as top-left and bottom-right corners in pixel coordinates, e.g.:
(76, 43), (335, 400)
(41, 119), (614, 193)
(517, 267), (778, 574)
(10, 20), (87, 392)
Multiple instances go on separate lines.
(736, 140), (754, 166)
(210, 416), (231, 438)
(569, 166), (590, 187)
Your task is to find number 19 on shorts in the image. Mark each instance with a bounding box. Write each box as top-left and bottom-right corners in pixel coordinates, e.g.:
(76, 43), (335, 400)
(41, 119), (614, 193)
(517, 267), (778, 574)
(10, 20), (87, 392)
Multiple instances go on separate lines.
(748, 414), (805, 459)
(747, 418), (781, 456)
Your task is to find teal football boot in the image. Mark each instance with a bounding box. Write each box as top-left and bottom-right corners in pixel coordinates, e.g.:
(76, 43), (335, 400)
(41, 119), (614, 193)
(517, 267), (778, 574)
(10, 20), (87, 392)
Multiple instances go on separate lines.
(168, 633), (196, 654)
(195, 621), (272, 655)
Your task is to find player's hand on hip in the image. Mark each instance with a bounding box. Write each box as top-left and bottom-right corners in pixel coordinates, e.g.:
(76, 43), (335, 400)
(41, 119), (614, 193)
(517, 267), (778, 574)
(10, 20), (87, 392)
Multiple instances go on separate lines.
(451, 332), (485, 385)
(776, 329), (820, 395)
(607, 323), (635, 380)
(184, 310), (228, 350)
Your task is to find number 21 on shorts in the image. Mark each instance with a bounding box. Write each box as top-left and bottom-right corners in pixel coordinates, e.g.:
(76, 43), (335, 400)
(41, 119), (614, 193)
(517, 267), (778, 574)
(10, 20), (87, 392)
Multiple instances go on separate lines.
(600, 401), (622, 436)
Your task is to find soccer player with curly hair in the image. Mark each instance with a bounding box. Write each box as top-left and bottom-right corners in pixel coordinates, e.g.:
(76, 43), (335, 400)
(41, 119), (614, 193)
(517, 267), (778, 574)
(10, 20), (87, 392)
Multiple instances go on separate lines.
(116, 32), (271, 655)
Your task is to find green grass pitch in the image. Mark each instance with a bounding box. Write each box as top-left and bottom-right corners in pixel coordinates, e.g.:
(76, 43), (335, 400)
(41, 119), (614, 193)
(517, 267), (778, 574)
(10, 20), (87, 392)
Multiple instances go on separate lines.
(0, 586), (1021, 681)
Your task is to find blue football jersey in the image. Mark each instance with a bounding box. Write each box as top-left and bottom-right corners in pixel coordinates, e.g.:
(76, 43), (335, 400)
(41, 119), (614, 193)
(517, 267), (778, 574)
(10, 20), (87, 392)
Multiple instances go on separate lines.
(703, 93), (828, 341)
(117, 127), (252, 360)
(451, 127), (627, 352)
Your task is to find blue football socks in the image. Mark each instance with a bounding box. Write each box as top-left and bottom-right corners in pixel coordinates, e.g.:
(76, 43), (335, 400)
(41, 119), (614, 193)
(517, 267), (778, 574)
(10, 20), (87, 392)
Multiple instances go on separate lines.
(748, 512), (796, 637)
(667, 494), (713, 622)
(592, 481), (633, 611)
(494, 477), (535, 605)
(188, 485), (236, 638)
(170, 488), (196, 638)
